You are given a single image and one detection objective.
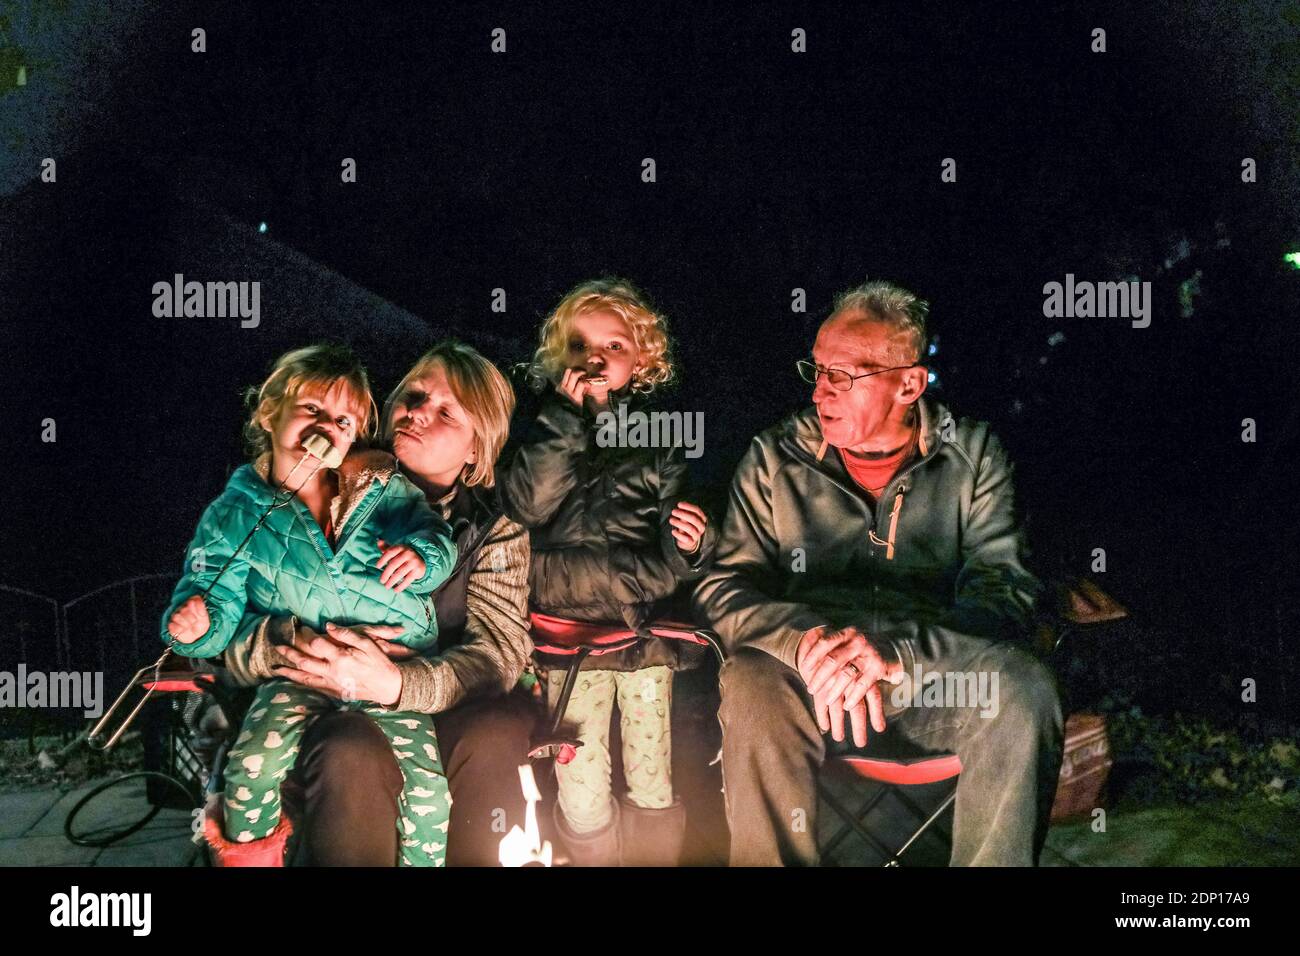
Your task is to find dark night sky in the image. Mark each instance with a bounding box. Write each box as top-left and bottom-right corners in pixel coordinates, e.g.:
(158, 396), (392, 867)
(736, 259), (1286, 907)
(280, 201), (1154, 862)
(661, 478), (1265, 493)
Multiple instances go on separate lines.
(2, 2), (1298, 683)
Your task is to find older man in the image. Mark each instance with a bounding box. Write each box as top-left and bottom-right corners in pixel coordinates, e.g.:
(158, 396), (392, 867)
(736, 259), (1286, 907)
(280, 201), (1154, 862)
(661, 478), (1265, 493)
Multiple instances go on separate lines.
(693, 280), (1063, 866)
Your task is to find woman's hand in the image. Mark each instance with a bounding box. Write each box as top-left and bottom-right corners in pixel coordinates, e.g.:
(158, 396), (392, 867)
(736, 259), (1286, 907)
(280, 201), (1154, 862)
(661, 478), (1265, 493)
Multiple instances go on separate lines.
(272, 622), (408, 707)
(669, 501), (708, 555)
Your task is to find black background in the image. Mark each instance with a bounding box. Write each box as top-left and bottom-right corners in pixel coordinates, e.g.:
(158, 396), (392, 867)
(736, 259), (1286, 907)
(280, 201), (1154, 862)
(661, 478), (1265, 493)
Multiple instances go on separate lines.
(2, 1), (1298, 719)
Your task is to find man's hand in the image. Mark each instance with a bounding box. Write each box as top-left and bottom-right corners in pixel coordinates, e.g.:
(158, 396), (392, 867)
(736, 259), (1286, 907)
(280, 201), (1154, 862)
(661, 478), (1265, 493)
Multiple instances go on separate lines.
(797, 625), (904, 746)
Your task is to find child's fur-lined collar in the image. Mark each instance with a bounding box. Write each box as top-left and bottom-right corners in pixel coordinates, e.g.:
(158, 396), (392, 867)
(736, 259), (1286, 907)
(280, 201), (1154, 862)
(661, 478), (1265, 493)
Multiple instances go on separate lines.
(253, 447), (398, 539)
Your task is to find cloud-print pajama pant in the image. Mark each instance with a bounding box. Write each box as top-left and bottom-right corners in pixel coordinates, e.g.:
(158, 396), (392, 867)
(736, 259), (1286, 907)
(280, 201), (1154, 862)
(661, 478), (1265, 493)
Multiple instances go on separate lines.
(222, 679), (452, 866)
(546, 665), (674, 833)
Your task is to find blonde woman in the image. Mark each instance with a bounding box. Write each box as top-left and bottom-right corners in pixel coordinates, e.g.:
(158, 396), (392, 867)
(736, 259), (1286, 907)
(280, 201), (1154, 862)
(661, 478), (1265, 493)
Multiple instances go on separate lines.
(225, 340), (536, 867)
(502, 278), (716, 866)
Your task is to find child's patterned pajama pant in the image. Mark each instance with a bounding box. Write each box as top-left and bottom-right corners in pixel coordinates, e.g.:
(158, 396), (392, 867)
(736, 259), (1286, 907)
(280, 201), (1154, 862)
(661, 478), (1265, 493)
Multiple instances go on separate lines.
(222, 679), (452, 866)
(546, 665), (674, 833)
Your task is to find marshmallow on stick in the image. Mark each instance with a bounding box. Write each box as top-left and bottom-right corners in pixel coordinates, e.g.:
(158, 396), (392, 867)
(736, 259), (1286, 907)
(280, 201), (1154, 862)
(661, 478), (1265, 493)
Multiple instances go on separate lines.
(302, 432), (344, 468)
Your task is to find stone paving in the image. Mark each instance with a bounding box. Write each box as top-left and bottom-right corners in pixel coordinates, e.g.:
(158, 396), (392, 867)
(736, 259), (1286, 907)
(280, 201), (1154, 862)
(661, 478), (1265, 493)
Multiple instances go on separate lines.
(2, 770), (1290, 867)
(3, 663), (1292, 867)
(0, 777), (202, 867)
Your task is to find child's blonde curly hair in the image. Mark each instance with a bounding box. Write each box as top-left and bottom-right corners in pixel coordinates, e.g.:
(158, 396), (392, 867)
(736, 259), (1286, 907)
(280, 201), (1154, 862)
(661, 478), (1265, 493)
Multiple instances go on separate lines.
(242, 343), (379, 459)
(525, 278), (675, 394)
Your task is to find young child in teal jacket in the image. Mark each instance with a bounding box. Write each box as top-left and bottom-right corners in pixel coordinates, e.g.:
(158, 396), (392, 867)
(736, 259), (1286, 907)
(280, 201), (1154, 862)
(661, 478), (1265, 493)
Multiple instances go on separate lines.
(162, 344), (457, 866)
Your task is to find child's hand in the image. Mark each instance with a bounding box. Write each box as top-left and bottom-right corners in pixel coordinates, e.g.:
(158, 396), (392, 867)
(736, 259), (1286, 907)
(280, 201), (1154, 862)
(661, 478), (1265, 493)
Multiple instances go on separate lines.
(167, 595), (210, 644)
(376, 538), (427, 593)
(669, 502), (708, 555)
(555, 368), (591, 408)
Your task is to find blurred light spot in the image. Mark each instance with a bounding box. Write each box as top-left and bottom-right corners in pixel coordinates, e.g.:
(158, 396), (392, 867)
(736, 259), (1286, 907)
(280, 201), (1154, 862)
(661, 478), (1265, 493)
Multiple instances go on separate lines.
(1047, 331), (1065, 347)
(1179, 270), (1203, 318)
(1285, 251), (1300, 270)
(258, 221), (268, 234)
(927, 371), (936, 383)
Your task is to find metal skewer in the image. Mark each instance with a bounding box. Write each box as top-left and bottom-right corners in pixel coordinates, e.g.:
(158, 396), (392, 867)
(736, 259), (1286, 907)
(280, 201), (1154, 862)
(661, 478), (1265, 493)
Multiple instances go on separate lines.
(87, 437), (339, 751)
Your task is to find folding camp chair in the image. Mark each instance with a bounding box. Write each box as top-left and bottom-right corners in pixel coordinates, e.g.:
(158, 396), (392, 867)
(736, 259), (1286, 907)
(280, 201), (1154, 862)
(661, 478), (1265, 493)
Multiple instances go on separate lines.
(818, 751), (962, 866)
(817, 576), (1127, 866)
(68, 654), (241, 852)
(527, 612), (723, 763)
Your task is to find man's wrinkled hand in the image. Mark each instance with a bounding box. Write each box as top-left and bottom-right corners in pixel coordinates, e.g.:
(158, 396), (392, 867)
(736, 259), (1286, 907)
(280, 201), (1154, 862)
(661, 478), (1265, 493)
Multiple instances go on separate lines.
(797, 625), (904, 744)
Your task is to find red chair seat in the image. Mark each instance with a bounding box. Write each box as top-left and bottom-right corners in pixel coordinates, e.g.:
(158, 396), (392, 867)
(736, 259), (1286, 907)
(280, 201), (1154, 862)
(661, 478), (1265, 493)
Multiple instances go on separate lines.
(141, 670), (217, 693)
(529, 612), (640, 656)
(529, 612), (718, 653)
(645, 621), (713, 646)
(835, 753), (962, 786)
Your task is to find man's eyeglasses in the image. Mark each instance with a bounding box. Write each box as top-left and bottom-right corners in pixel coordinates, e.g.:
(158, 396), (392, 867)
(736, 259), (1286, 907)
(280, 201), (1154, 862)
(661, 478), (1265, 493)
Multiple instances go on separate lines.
(796, 359), (918, 391)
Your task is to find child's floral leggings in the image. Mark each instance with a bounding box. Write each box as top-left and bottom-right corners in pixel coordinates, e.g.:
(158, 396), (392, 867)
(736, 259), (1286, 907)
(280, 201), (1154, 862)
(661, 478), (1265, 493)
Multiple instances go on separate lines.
(546, 665), (674, 833)
(222, 679), (451, 866)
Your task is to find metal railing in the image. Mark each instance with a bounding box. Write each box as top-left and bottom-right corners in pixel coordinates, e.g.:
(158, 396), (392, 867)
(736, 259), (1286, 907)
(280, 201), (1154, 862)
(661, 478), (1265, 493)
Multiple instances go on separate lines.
(0, 574), (174, 733)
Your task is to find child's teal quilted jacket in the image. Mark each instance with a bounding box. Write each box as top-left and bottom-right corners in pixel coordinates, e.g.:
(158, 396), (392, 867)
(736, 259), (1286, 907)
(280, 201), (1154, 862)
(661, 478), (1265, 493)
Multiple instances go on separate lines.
(162, 449), (456, 659)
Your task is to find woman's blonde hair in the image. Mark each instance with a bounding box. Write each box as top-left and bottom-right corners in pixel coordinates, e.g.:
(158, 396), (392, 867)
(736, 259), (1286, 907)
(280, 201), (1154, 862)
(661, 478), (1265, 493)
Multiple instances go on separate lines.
(525, 278), (674, 394)
(243, 344), (379, 459)
(382, 340), (516, 488)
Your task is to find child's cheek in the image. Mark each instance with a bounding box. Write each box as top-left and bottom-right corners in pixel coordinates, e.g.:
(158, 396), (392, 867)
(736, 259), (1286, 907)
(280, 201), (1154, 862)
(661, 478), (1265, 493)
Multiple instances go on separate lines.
(271, 417), (298, 447)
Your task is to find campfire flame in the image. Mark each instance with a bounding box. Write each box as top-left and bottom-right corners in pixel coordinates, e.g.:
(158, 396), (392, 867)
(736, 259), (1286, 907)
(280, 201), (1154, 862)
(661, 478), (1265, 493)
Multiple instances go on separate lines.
(498, 764), (553, 867)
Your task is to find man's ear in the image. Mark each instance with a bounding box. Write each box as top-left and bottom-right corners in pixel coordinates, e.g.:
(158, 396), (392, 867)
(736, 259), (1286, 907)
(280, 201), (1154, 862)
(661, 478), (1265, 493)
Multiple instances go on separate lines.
(898, 366), (929, 404)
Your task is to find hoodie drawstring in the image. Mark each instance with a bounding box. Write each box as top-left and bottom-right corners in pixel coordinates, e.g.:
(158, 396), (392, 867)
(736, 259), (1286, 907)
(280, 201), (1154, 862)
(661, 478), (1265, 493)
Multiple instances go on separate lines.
(868, 491), (906, 560)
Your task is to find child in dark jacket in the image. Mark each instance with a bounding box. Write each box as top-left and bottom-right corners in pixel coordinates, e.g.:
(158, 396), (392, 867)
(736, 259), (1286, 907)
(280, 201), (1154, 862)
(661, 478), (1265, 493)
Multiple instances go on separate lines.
(502, 279), (716, 866)
(162, 344), (458, 866)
